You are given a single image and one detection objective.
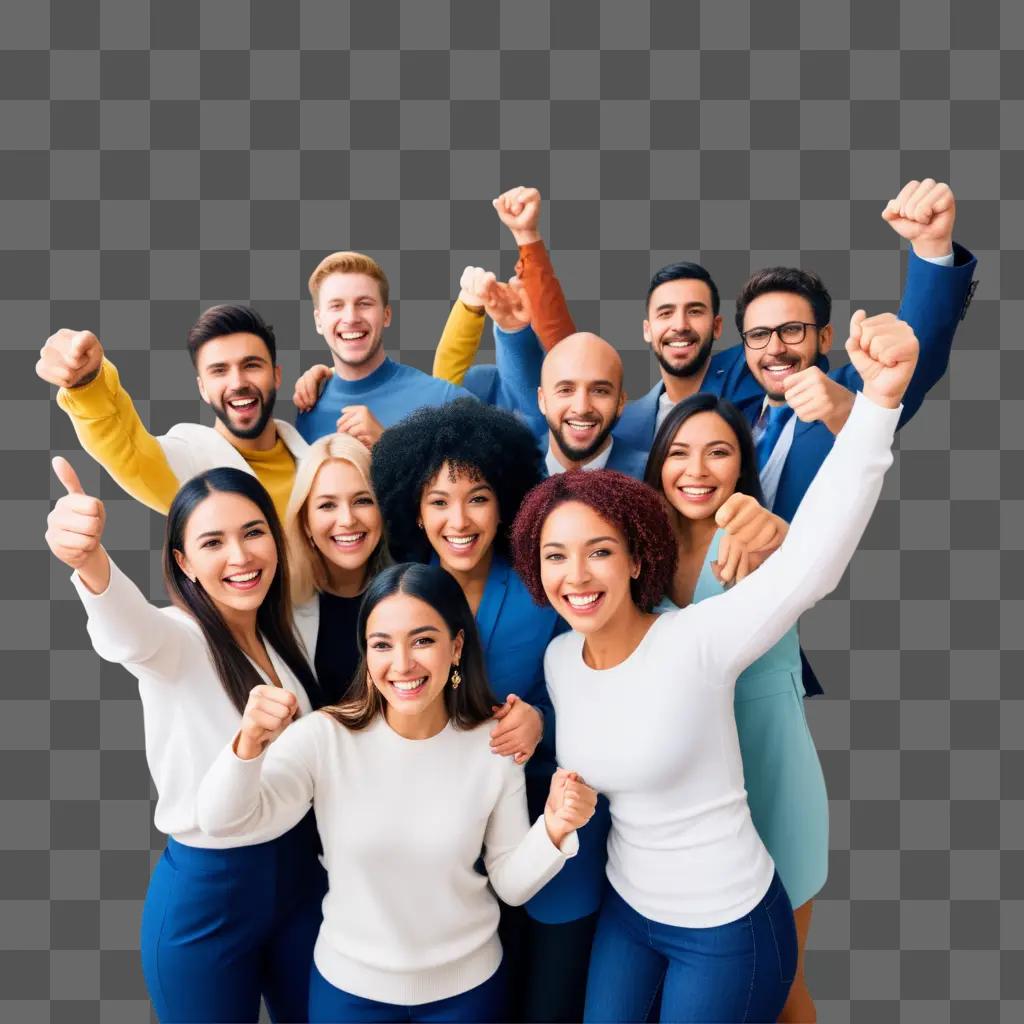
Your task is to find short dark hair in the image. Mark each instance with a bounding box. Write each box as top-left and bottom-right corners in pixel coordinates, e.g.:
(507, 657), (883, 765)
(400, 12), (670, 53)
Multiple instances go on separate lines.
(510, 470), (677, 613)
(186, 304), (277, 367)
(324, 562), (496, 731)
(734, 267), (832, 335)
(644, 393), (765, 507)
(646, 262), (721, 316)
(371, 398), (544, 563)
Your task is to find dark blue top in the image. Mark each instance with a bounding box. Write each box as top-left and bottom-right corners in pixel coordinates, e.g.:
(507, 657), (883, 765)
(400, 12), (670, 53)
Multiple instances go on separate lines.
(296, 357), (471, 443)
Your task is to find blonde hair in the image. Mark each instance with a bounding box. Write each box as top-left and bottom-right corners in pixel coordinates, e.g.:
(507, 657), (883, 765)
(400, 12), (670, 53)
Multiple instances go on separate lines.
(284, 434), (390, 605)
(307, 251), (390, 308)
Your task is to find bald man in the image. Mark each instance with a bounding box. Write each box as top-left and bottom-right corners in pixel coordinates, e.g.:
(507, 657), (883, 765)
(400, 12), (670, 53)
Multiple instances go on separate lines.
(538, 332), (648, 478)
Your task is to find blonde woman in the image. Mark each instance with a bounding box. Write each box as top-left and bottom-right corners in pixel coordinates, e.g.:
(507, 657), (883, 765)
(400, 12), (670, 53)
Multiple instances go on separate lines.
(284, 433), (390, 706)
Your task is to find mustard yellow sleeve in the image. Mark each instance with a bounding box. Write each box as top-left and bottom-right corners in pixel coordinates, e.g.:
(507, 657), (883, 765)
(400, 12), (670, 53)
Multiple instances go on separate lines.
(56, 359), (181, 514)
(432, 300), (487, 386)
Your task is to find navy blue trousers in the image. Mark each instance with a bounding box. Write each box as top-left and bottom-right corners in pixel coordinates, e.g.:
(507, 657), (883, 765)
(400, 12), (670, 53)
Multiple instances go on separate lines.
(140, 811), (327, 1023)
(584, 872), (797, 1023)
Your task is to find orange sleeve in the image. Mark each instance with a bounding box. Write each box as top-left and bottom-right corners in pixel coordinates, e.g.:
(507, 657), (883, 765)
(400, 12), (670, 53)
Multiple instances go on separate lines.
(515, 239), (576, 352)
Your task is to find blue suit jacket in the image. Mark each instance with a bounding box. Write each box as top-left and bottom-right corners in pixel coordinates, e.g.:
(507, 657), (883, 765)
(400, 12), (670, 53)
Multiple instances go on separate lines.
(612, 244), (978, 459)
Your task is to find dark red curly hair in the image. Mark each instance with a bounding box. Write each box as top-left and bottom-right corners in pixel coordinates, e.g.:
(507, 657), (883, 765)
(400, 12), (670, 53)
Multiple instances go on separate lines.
(510, 469), (677, 613)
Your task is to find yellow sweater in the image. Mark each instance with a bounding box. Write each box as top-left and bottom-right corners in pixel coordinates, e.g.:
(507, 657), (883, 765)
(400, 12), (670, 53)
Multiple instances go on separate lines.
(431, 301), (487, 385)
(57, 359), (297, 520)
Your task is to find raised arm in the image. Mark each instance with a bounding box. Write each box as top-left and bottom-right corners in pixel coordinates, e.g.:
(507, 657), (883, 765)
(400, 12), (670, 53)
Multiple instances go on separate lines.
(39, 331), (181, 514)
(493, 187), (576, 349)
(687, 314), (918, 682)
(432, 267), (489, 386)
(196, 685), (312, 838)
(483, 763), (593, 906)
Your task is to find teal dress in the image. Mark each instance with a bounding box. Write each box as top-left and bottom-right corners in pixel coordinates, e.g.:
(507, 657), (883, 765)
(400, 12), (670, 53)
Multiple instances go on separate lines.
(657, 530), (828, 908)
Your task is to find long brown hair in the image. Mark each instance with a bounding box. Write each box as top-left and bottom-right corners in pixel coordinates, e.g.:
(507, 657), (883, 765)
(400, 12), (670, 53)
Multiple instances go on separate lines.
(163, 468), (323, 714)
(322, 563), (495, 731)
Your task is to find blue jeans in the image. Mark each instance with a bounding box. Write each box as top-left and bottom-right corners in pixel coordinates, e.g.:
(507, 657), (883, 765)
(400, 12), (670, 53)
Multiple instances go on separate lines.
(308, 962), (507, 1023)
(584, 872), (797, 1023)
(141, 812), (326, 1023)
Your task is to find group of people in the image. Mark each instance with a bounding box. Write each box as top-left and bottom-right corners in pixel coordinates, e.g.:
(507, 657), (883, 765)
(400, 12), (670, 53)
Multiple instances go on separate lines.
(37, 178), (977, 1024)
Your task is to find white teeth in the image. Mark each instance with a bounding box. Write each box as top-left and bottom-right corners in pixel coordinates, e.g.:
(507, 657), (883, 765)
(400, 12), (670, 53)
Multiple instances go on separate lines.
(393, 677), (426, 692)
(766, 365), (792, 372)
(229, 398), (257, 408)
(566, 593), (600, 608)
(227, 570), (259, 582)
(444, 535), (476, 548)
(340, 331), (366, 340)
(666, 339), (694, 348)
(332, 533), (366, 544)
(566, 420), (596, 430)
(681, 486), (714, 496)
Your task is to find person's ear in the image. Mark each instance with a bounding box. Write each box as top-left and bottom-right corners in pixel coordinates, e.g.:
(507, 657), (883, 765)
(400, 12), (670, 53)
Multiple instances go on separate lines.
(173, 548), (195, 583)
(313, 306), (324, 336)
(642, 319), (653, 345)
(273, 364), (282, 391)
(818, 323), (834, 356)
(452, 629), (465, 664)
(712, 314), (723, 340)
(196, 375), (209, 404)
(537, 386), (547, 416)
(382, 305), (393, 328)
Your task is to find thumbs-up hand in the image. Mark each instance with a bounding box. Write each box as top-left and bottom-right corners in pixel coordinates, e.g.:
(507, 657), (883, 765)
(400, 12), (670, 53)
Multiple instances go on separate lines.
(880, 179), (955, 260)
(36, 329), (104, 389)
(845, 310), (920, 410)
(46, 457), (109, 591)
(235, 684), (299, 760)
(492, 186), (542, 246)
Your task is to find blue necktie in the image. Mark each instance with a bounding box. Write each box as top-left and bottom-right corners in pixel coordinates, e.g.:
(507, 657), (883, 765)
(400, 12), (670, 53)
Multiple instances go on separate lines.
(755, 405), (793, 472)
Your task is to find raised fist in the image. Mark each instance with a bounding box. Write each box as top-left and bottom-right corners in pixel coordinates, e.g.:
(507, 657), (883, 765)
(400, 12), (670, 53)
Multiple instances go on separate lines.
(781, 365), (856, 436)
(235, 684), (299, 760)
(292, 364), (333, 412)
(881, 179), (956, 260)
(544, 768), (598, 847)
(483, 276), (532, 333)
(36, 329), (104, 390)
(458, 266), (495, 313)
(845, 310), (920, 410)
(492, 186), (542, 245)
(713, 493), (788, 585)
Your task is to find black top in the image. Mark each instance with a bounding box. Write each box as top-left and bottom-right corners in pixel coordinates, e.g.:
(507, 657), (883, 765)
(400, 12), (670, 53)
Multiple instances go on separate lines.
(314, 590), (363, 707)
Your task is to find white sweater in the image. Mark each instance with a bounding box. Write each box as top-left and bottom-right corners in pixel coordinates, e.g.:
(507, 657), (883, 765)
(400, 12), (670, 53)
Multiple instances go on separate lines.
(71, 561), (313, 848)
(197, 711), (578, 1005)
(546, 395), (900, 928)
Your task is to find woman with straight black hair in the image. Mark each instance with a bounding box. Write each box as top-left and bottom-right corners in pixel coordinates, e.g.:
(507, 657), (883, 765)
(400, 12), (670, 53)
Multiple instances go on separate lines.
(45, 458), (325, 1023)
(645, 393), (828, 1021)
(197, 562), (599, 1023)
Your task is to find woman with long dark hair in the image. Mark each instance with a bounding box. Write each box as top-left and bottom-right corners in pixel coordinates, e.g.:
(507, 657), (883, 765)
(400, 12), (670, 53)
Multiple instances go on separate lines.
(371, 399), (608, 1022)
(197, 562), (598, 1023)
(45, 458), (325, 1023)
(644, 393), (827, 1021)
(284, 432), (391, 705)
(509, 324), (918, 1021)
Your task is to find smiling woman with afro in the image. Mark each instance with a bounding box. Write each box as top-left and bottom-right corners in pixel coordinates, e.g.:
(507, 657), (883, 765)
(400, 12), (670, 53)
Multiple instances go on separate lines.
(370, 397), (544, 563)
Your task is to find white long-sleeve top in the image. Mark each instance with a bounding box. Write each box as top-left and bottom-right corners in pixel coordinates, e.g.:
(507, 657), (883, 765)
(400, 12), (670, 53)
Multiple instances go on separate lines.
(197, 710), (578, 1005)
(546, 394), (900, 928)
(70, 561), (313, 847)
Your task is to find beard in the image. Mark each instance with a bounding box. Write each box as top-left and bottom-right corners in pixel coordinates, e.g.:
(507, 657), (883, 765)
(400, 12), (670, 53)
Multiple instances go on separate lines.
(654, 331), (715, 379)
(212, 386), (277, 440)
(549, 416), (616, 464)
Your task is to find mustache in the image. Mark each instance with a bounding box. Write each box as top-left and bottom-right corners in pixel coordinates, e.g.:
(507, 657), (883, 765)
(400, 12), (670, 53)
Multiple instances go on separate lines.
(223, 387), (262, 401)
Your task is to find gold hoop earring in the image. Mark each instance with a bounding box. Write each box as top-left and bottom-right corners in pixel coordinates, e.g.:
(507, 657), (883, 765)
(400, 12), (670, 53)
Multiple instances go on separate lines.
(450, 666), (462, 689)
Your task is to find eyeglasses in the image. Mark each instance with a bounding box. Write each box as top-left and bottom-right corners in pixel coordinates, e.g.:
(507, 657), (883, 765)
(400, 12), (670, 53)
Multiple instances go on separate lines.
(740, 322), (819, 350)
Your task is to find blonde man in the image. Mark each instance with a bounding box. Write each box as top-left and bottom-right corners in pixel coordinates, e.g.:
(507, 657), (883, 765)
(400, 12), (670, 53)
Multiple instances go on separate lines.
(295, 251), (471, 445)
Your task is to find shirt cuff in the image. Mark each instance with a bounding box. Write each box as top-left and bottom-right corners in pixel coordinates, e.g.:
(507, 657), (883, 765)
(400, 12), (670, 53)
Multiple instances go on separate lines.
(918, 250), (954, 267)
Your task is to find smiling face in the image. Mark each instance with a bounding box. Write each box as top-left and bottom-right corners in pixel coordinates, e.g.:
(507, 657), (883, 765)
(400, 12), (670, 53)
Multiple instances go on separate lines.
(313, 272), (391, 376)
(419, 463), (499, 575)
(364, 592), (463, 726)
(174, 491), (278, 617)
(195, 333), (281, 440)
(539, 333), (626, 465)
(643, 278), (722, 379)
(742, 291), (833, 401)
(304, 459), (383, 585)
(660, 412), (742, 522)
(539, 500), (639, 635)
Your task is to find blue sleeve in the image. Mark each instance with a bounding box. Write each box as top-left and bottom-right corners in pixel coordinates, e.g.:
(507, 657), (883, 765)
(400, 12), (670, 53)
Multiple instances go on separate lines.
(295, 409), (314, 444)
(829, 242), (977, 428)
(492, 323), (546, 432)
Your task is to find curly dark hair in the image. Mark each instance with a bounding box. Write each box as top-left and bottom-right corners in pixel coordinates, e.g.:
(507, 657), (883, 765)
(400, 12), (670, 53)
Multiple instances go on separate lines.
(510, 470), (677, 613)
(371, 398), (544, 562)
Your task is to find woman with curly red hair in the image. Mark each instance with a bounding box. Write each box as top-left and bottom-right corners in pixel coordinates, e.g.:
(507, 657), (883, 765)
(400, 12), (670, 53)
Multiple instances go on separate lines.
(510, 320), (919, 1022)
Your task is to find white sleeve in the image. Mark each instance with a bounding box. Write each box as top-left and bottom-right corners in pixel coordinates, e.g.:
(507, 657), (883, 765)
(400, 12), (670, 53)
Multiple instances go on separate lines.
(685, 394), (901, 683)
(482, 760), (577, 906)
(71, 557), (188, 680)
(196, 714), (319, 839)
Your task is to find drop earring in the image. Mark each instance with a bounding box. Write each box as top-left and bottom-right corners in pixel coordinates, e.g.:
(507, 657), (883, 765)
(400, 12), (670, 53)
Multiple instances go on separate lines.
(450, 665), (462, 689)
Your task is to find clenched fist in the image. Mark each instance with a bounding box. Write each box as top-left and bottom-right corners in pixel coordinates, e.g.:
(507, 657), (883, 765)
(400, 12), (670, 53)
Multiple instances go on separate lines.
(713, 492), (789, 585)
(845, 310), (920, 410)
(483, 276), (532, 332)
(493, 186), (542, 246)
(46, 457), (110, 593)
(235, 684), (299, 760)
(336, 404), (384, 450)
(782, 365), (855, 435)
(544, 769), (598, 848)
(457, 265), (491, 313)
(881, 179), (955, 260)
(37, 329), (104, 390)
